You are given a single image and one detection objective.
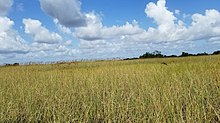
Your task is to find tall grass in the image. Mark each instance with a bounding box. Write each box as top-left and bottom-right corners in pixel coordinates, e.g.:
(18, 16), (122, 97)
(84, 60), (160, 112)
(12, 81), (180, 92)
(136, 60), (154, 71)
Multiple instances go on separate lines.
(0, 55), (220, 122)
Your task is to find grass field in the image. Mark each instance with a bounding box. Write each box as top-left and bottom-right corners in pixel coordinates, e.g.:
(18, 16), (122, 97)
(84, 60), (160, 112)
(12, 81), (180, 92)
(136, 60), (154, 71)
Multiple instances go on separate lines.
(0, 55), (220, 122)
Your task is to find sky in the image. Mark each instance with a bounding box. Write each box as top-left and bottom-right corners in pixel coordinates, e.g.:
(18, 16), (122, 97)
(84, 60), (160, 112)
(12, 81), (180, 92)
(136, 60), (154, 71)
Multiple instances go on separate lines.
(0, 0), (220, 63)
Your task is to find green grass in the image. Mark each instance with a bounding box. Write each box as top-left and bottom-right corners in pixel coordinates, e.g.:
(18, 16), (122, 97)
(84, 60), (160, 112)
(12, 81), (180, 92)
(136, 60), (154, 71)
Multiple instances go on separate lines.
(0, 55), (220, 122)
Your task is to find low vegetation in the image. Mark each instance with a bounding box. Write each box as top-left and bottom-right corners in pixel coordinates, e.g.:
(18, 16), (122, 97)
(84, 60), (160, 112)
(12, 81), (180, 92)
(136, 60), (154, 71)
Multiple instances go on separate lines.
(0, 55), (220, 122)
(138, 50), (220, 59)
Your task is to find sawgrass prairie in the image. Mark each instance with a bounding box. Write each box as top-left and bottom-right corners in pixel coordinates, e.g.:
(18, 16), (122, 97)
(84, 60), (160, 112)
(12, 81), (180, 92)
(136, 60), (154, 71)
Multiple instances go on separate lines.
(0, 55), (220, 122)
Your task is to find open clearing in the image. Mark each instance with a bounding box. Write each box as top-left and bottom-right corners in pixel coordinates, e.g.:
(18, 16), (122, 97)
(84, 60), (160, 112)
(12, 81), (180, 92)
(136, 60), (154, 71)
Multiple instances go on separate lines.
(0, 55), (220, 122)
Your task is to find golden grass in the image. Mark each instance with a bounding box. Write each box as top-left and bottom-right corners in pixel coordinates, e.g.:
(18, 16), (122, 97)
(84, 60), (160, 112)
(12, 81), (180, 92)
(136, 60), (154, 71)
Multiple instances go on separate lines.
(0, 55), (220, 122)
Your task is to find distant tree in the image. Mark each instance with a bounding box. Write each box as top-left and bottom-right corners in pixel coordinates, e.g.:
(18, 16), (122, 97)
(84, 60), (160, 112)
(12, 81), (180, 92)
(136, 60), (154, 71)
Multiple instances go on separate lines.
(181, 52), (188, 57)
(152, 50), (161, 55)
(180, 52), (194, 57)
(139, 52), (153, 59)
(4, 63), (19, 67)
(13, 63), (19, 66)
(127, 50), (219, 61)
(165, 55), (177, 58)
(139, 50), (164, 59)
(196, 52), (208, 56)
(212, 50), (220, 55)
(123, 58), (138, 60)
(153, 50), (164, 58)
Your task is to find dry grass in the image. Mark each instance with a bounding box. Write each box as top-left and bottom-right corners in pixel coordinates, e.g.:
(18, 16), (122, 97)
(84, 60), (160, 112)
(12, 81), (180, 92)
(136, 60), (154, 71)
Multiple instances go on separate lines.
(0, 55), (220, 122)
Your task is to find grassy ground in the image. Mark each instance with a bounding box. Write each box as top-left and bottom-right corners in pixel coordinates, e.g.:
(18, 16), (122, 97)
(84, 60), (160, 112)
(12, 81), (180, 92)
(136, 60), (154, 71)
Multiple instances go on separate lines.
(0, 55), (220, 122)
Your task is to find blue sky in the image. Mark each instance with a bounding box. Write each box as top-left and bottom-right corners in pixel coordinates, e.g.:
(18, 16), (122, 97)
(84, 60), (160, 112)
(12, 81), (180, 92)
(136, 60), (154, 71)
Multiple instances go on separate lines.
(0, 0), (220, 63)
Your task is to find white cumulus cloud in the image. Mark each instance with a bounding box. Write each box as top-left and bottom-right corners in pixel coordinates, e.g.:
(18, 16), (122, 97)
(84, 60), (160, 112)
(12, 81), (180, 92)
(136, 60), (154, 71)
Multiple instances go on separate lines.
(145, 0), (176, 26)
(75, 12), (144, 41)
(1, 0), (220, 63)
(0, 17), (29, 54)
(0, 0), (13, 16)
(23, 18), (63, 44)
(187, 9), (220, 41)
(73, 0), (220, 58)
(40, 0), (86, 27)
(175, 10), (180, 15)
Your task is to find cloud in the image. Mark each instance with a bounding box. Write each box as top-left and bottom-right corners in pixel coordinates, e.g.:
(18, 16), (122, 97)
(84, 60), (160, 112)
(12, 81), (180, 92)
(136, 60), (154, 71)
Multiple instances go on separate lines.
(40, 0), (86, 27)
(22, 41), (79, 62)
(23, 18), (63, 44)
(75, 12), (144, 41)
(73, 0), (220, 58)
(183, 13), (191, 19)
(0, 1), (78, 63)
(144, 0), (220, 43)
(0, 0), (13, 16)
(175, 10), (180, 15)
(15, 2), (24, 12)
(54, 19), (73, 35)
(187, 9), (220, 41)
(144, 0), (187, 42)
(0, 17), (29, 54)
(145, 0), (176, 26)
(209, 37), (220, 42)
(75, 0), (185, 45)
(2, 0), (220, 63)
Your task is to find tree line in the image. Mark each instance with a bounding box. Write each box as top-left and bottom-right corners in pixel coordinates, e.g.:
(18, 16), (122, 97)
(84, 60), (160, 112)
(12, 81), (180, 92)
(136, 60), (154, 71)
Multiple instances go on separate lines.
(124, 50), (220, 60)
